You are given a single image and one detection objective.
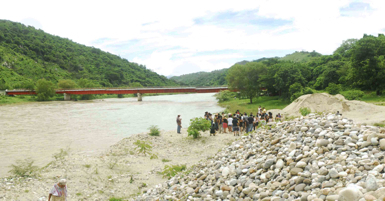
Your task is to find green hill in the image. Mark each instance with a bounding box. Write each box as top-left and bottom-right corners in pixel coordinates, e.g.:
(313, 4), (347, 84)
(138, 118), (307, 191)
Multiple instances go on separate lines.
(280, 50), (322, 62)
(171, 51), (322, 86)
(171, 68), (228, 86)
(0, 20), (177, 90)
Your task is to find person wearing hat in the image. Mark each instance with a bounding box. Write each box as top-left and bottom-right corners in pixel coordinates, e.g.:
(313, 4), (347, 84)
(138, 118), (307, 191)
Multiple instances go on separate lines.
(48, 179), (67, 201)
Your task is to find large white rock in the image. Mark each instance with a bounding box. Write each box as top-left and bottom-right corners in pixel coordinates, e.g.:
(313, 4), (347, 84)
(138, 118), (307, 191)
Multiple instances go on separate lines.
(380, 139), (385, 151)
(222, 167), (230, 177)
(366, 174), (378, 191)
(338, 185), (363, 201)
(276, 159), (284, 169)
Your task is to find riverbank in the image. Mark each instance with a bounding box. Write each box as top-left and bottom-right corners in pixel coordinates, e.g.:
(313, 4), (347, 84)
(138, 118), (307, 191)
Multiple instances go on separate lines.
(218, 96), (290, 114)
(0, 129), (238, 200)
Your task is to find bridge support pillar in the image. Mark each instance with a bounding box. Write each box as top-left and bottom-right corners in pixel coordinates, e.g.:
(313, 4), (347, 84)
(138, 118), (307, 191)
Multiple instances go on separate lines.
(137, 93), (142, 101)
(64, 93), (71, 101)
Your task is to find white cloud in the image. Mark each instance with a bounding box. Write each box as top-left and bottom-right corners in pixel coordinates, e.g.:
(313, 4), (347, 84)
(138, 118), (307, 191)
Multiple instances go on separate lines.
(1, 0), (385, 76)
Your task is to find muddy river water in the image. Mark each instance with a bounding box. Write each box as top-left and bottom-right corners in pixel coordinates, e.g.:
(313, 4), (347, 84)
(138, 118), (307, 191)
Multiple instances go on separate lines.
(0, 93), (223, 177)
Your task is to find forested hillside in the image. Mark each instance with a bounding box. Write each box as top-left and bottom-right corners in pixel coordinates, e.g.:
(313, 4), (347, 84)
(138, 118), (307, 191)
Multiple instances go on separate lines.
(0, 20), (177, 90)
(170, 68), (228, 86)
(170, 51), (321, 86)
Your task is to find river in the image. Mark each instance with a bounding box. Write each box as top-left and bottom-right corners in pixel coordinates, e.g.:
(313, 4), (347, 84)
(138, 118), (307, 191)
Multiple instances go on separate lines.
(0, 93), (223, 177)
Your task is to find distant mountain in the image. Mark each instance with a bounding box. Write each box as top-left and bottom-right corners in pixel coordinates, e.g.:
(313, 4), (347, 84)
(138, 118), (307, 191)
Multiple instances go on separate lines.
(0, 20), (177, 89)
(170, 51), (322, 87)
(170, 68), (229, 86)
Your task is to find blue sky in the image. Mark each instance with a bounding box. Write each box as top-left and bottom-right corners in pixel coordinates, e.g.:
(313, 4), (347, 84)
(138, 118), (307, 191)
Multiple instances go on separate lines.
(1, 0), (385, 76)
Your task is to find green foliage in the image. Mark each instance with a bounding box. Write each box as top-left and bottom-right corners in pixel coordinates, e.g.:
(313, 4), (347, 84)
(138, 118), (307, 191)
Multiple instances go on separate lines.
(227, 62), (267, 103)
(280, 50), (322, 62)
(299, 107), (311, 116)
(289, 82), (303, 101)
(52, 148), (69, 161)
(162, 159), (171, 162)
(187, 117), (211, 139)
(159, 164), (187, 179)
(215, 90), (237, 102)
(150, 153), (158, 160)
(35, 79), (56, 101)
(109, 198), (123, 201)
(58, 79), (77, 89)
(0, 20), (178, 89)
(9, 158), (39, 178)
(326, 83), (341, 95)
(341, 90), (364, 100)
(148, 125), (160, 136)
(170, 68), (228, 86)
(303, 87), (314, 94)
(374, 122), (385, 127)
(133, 140), (152, 155)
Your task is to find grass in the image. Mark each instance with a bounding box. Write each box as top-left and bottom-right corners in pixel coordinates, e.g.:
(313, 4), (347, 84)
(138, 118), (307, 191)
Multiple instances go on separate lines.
(162, 159), (171, 163)
(218, 96), (290, 114)
(158, 164), (187, 179)
(361, 92), (385, 106)
(373, 122), (385, 127)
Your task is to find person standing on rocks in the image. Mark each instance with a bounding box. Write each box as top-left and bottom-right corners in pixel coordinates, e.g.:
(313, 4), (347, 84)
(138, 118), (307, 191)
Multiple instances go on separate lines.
(218, 113), (223, 133)
(48, 179), (67, 201)
(223, 115), (228, 133)
(176, 115), (182, 134)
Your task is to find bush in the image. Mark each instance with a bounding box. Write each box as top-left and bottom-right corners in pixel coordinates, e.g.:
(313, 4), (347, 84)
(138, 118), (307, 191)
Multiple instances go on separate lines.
(134, 140), (152, 155)
(341, 90), (364, 100)
(9, 158), (39, 178)
(187, 117), (211, 139)
(159, 164), (187, 179)
(289, 83), (303, 101)
(58, 79), (77, 89)
(35, 79), (56, 101)
(215, 90), (237, 102)
(326, 83), (341, 95)
(303, 87), (314, 95)
(299, 107), (311, 116)
(148, 125), (160, 136)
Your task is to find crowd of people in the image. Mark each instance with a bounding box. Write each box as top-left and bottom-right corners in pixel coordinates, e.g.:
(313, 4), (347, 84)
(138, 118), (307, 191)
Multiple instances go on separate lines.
(204, 106), (282, 136)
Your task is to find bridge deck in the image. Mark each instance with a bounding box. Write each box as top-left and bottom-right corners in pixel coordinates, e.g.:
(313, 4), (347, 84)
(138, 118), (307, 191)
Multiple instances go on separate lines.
(5, 87), (229, 96)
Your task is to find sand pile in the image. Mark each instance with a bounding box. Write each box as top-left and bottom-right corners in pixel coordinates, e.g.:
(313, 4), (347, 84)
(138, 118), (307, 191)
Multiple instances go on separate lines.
(281, 93), (385, 125)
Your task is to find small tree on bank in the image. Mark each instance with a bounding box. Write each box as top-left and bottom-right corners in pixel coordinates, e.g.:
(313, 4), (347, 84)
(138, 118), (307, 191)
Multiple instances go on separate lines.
(35, 79), (56, 101)
(58, 79), (77, 89)
(187, 117), (211, 139)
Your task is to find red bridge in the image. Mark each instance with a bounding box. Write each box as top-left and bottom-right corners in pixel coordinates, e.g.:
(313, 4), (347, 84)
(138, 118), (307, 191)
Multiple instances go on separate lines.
(5, 87), (229, 101)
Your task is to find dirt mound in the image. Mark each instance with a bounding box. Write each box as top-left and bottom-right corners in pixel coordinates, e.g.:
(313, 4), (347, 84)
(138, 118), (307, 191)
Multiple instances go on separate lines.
(281, 93), (385, 124)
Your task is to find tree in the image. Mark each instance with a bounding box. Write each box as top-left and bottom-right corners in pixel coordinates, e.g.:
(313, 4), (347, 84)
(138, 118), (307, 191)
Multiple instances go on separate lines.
(35, 79), (56, 101)
(58, 79), (77, 89)
(350, 34), (385, 95)
(289, 82), (303, 101)
(226, 62), (267, 103)
(187, 117), (211, 139)
(333, 39), (358, 57)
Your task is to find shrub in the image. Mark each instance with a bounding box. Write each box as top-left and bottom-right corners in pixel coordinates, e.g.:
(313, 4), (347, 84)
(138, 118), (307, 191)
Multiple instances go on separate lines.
(159, 164), (187, 179)
(341, 90), (364, 100)
(134, 140), (152, 155)
(9, 158), (39, 178)
(303, 87), (314, 95)
(148, 125), (160, 136)
(326, 83), (341, 95)
(58, 79), (77, 89)
(35, 79), (56, 101)
(187, 117), (211, 139)
(215, 90), (237, 102)
(299, 107), (311, 116)
(289, 83), (303, 101)
(117, 94), (124, 98)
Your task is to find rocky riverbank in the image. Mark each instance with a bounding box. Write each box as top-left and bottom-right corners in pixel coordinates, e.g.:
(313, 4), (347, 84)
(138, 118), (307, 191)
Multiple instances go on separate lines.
(137, 113), (385, 201)
(0, 129), (237, 200)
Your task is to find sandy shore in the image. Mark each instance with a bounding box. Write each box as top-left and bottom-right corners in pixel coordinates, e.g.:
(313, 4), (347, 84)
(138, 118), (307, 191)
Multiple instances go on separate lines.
(0, 128), (239, 200)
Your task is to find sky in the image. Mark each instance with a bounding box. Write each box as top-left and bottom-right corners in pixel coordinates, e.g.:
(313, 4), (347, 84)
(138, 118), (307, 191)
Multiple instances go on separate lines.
(1, 0), (385, 76)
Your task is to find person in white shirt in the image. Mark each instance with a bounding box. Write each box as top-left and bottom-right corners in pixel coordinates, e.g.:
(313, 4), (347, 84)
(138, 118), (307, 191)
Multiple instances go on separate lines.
(228, 114), (233, 132)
